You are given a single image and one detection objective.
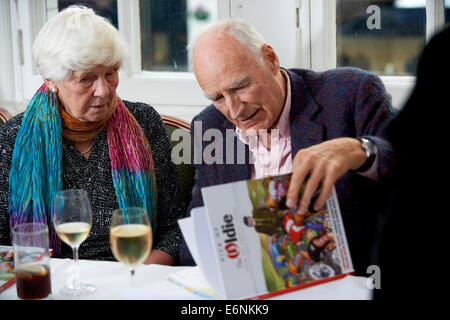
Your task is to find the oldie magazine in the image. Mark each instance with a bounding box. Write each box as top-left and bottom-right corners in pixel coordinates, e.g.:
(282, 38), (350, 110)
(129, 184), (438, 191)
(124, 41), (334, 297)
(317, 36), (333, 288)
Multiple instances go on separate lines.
(175, 173), (354, 300)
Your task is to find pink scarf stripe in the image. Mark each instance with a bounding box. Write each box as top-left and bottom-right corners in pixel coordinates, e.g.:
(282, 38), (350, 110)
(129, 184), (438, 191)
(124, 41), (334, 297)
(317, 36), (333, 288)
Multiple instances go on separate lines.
(107, 99), (155, 172)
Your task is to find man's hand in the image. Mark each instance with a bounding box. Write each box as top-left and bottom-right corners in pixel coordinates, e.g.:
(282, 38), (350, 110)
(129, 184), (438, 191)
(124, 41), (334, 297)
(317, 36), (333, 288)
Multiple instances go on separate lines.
(286, 137), (367, 215)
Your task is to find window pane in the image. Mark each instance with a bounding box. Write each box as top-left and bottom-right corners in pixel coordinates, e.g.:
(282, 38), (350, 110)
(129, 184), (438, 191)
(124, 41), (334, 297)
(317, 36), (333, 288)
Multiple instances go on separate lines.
(139, 0), (217, 72)
(446, 0), (450, 24)
(46, 0), (118, 28)
(337, 0), (426, 76)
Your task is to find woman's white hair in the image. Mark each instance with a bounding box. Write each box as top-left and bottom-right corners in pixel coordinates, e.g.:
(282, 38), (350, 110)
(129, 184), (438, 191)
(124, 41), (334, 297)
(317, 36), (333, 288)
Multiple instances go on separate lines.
(33, 5), (126, 81)
(189, 19), (266, 64)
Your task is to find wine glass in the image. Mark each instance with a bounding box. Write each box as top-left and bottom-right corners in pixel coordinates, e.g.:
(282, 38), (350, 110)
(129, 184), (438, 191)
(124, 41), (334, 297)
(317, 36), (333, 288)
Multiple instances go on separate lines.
(109, 207), (153, 283)
(53, 189), (96, 296)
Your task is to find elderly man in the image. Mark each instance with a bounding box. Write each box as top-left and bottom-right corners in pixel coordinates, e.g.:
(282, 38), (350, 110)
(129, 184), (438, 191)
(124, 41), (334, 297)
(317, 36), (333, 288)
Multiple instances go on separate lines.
(180, 19), (395, 275)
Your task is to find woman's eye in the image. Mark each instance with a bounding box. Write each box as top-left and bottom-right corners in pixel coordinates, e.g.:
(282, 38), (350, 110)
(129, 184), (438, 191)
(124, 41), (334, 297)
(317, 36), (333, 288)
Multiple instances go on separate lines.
(106, 69), (118, 79)
(80, 76), (94, 83)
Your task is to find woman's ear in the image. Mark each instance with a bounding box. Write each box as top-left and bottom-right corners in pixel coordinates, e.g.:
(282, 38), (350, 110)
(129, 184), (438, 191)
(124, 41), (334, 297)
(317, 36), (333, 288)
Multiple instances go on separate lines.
(261, 44), (280, 75)
(43, 79), (58, 92)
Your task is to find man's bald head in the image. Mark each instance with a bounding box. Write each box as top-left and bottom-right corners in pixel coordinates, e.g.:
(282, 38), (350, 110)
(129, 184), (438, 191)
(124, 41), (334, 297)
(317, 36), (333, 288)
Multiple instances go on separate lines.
(190, 19), (266, 67)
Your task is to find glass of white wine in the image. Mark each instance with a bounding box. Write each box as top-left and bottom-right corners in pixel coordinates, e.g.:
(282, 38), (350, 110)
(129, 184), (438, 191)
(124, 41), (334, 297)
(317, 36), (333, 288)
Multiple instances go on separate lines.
(109, 207), (152, 282)
(53, 189), (96, 296)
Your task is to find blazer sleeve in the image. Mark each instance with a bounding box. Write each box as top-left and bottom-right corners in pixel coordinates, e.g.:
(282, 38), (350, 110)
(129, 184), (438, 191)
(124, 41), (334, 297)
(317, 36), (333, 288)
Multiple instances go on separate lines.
(354, 72), (396, 182)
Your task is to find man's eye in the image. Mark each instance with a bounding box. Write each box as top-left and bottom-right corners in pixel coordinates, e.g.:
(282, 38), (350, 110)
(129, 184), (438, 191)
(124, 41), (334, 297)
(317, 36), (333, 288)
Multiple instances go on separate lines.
(213, 96), (224, 102)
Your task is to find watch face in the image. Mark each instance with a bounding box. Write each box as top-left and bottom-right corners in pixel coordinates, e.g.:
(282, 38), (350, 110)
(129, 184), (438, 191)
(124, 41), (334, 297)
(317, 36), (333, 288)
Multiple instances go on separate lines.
(360, 138), (371, 158)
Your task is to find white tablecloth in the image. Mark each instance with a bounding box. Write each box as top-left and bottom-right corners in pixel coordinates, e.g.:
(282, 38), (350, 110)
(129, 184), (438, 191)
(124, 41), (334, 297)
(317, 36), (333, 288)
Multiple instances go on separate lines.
(0, 258), (372, 300)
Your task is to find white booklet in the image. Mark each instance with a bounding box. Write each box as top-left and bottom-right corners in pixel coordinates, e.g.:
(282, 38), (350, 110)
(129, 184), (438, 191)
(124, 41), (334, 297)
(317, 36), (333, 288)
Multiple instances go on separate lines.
(174, 173), (354, 300)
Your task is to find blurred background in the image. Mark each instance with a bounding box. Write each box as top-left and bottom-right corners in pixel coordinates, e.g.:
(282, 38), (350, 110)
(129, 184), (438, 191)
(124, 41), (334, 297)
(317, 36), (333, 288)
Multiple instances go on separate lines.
(50, 0), (449, 76)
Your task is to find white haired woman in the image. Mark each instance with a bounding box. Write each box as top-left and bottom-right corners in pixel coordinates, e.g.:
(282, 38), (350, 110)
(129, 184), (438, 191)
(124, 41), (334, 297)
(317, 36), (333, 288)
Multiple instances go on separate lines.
(0, 6), (183, 265)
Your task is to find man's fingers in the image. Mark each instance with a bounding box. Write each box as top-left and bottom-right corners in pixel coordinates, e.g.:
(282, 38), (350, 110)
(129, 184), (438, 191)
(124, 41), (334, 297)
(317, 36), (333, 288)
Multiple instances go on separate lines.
(312, 164), (340, 211)
(297, 163), (325, 215)
(286, 168), (309, 208)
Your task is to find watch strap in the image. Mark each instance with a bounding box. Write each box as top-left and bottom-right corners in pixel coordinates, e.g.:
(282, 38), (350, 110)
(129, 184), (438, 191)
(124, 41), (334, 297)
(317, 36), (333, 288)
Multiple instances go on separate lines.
(355, 137), (376, 173)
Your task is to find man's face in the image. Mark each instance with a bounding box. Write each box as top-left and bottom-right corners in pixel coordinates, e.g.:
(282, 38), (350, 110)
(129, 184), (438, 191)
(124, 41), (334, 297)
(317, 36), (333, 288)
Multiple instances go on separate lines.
(193, 33), (286, 135)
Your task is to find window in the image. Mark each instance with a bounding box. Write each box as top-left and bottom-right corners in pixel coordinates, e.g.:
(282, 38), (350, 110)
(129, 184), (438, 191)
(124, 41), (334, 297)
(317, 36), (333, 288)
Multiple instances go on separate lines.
(446, 0), (450, 23)
(337, 0), (426, 76)
(310, 0), (449, 108)
(51, 0), (119, 27)
(140, 0), (217, 72)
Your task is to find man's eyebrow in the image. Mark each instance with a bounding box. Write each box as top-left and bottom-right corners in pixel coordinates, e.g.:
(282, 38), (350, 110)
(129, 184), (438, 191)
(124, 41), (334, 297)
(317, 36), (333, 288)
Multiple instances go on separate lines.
(226, 76), (250, 91)
(205, 92), (221, 101)
(204, 76), (250, 101)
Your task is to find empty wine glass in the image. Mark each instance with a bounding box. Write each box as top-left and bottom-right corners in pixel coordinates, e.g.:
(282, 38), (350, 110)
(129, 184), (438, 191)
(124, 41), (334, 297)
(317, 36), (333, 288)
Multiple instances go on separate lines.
(53, 189), (96, 296)
(109, 207), (153, 283)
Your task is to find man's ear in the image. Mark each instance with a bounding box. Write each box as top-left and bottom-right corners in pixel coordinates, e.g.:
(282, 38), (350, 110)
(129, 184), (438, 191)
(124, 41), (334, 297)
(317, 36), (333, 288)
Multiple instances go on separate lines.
(261, 44), (280, 74)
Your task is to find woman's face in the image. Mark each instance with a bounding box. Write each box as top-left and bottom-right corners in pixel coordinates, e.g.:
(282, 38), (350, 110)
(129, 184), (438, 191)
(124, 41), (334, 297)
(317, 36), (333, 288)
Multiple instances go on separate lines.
(47, 63), (120, 122)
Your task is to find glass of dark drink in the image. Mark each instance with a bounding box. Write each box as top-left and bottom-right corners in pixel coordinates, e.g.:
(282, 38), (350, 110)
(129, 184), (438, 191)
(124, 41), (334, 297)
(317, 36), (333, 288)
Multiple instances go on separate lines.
(12, 223), (52, 300)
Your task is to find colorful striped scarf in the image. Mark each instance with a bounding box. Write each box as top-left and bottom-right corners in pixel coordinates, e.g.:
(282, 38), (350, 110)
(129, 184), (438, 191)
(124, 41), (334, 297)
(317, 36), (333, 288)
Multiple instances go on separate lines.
(8, 84), (157, 254)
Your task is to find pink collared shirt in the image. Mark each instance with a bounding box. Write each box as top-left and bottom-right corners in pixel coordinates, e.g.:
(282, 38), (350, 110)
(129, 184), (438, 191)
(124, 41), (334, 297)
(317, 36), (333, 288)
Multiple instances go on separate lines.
(236, 70), (378, 180)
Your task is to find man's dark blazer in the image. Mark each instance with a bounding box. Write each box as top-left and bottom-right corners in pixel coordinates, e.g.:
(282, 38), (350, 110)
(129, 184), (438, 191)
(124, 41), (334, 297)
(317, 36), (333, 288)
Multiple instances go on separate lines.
(180, 67), (395, 275)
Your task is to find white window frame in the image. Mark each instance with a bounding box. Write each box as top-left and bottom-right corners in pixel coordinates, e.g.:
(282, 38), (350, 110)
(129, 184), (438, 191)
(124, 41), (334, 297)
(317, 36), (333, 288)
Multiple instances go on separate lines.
(1, 0), (48, 113)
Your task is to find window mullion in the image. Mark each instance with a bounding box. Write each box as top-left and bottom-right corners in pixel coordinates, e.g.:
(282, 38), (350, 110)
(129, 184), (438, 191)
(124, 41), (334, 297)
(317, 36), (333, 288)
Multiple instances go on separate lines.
(426, 0), (445, 40)
(117, 0), (141, 76)
(296, 0), (311, 69)
(218, 0), (231, 18)
(310, 0), (336, 71)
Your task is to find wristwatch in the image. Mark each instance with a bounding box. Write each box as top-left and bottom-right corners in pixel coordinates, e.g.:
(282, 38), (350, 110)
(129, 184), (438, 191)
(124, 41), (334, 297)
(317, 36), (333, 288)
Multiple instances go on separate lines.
(355, 137), (377, 172)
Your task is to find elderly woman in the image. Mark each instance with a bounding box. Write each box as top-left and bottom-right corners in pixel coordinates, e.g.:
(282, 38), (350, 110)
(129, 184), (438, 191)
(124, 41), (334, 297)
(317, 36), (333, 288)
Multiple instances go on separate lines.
(0, 6), (183, 265)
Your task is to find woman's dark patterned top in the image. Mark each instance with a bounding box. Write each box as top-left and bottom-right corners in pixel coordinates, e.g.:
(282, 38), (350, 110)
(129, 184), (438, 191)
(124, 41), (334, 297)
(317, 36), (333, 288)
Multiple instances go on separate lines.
(0, 100), (184, 261)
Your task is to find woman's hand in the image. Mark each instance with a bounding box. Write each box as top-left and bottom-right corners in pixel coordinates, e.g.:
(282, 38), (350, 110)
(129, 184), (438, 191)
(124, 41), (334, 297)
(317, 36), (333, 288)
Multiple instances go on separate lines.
(144, 249), (175, 266)
(286, 137), (366, 215)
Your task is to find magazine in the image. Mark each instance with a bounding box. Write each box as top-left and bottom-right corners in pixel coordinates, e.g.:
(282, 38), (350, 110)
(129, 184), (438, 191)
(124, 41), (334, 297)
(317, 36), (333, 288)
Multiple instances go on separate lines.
(175, 173), (354, 300)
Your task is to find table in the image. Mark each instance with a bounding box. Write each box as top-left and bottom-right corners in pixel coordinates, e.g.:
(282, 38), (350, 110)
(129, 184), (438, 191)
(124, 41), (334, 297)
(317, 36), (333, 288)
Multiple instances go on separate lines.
(1, 258), (372, 300)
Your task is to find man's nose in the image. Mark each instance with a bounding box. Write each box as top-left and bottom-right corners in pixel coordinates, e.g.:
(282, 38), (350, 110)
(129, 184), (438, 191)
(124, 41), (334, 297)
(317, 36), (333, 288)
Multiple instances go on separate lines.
(227, 95), (242, 120)
(93, 77), (109, 98)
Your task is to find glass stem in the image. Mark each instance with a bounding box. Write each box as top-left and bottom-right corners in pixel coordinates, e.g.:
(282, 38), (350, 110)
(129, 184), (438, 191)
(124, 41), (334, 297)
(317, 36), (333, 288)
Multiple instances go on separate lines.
(73, 246), (79, 263)
(69, 246), (81, 290)
(130, 269), (136, 287)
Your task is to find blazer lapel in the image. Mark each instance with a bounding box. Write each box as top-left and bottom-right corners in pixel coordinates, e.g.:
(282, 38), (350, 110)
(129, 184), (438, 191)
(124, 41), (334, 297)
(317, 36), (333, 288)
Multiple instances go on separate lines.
(221, 118), (252, 182)
(286, 69), (325, 157)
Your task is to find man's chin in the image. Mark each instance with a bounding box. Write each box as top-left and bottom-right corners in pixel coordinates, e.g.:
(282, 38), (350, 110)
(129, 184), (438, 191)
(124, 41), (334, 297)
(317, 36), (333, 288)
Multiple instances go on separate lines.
(241, 123), (271, 136)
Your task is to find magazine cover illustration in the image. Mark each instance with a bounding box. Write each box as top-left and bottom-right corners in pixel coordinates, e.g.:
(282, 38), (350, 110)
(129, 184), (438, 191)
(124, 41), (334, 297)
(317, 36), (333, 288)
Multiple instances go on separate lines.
(245, 174), (343, 292)
(0, 246), (15, 294)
